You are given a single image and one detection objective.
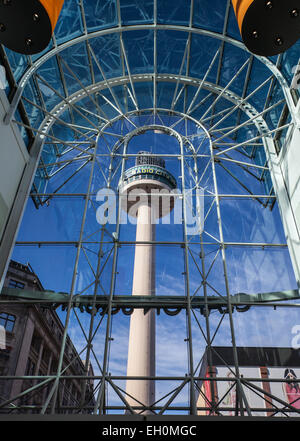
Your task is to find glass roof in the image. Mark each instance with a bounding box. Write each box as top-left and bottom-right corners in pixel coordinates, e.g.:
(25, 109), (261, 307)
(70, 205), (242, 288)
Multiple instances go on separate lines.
(2, 0), (298, 190)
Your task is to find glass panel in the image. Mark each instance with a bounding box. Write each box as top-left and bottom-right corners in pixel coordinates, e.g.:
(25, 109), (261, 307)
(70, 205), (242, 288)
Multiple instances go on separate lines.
(60, 43), (92, 96)
(17, 197), (86, 242)
(36, 57), (66, 111)
(189, 33), (220, 82)
(193, 0), (228, 33)
(157, 30), (189, 75)
(54, 0), (83, 44)
(245, 57), (272, 110)
(122, 30), (153, 75)
(11, 245), (77, 293)
(219, 43), (249, 96)
(84, 0), (118, 31)
(3, 48), (28, 81)
(226, 4), (242, 41)
(115, 244), (186, 297)
(280, 39), (300, 84)
(89, 33), (122, 79)
(265, 81), (286, 131)
(220, 198), (287, 244)
(22, 78), (44, 129)
(226, 246), (297, 294)
(158, 0), (191, 26)
(120, 0), (154, 25)
(156, 310), (188, 374)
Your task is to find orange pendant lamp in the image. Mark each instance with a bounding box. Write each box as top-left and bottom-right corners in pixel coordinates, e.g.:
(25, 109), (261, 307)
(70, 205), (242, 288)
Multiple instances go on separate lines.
(0, 0), (64, 55)
(231, 0), (300, 56)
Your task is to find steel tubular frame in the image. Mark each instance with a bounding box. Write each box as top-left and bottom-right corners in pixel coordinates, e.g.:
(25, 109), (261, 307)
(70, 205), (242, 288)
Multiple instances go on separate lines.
(1, 110), (299, 417)
(0, 1), (300, 417)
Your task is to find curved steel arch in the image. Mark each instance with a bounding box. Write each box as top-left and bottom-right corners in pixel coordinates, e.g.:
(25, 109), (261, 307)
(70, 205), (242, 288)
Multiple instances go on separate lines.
(111, 123), (210, 154)
(36, 74), (271, 141)
(5, 24), (295, 125)
(17, 25), (288, 89)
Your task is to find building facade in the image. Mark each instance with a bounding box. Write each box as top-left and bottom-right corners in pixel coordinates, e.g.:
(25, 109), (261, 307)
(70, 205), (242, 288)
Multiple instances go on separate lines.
(197, 346), (300, 417)
(0, 260), (95, 413)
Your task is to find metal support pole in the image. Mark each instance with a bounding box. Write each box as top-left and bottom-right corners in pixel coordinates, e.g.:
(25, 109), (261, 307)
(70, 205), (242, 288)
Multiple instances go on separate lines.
(180, 136), (197, 415)
(41, 146), (97, 414)
(93, 130), (128, 414)
(209, 141), (252, 416)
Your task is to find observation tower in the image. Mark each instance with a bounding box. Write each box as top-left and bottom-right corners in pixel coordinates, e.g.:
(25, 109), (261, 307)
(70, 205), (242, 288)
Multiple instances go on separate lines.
(119, 151), (177, 412)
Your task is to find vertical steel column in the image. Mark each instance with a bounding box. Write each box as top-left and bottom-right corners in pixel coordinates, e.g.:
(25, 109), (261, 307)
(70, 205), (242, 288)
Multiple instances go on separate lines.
(198, 152), (217, 416)
(198, 247), (218, 414)
(80, 147), (118, 409)
(41, 144), (97, 414)
(93, 130), (128, 414)
(180, 134), (197, 415)
(80, 226), (105, 408)
(208, 143), (252, 416)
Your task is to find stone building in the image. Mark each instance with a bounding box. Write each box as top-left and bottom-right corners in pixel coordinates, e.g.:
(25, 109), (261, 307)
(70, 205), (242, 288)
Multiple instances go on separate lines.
(0, 260), (95, 413)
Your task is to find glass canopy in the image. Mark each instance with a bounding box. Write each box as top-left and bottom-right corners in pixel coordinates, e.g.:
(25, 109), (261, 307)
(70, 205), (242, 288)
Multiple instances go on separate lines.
(1, 0), (300, 417)
(3, 0), (298, 175)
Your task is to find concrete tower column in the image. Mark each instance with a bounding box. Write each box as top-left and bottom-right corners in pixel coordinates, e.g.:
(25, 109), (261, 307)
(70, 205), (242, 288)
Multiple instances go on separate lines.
(120, 151), (176, 414)
(126, 202), (156, 411)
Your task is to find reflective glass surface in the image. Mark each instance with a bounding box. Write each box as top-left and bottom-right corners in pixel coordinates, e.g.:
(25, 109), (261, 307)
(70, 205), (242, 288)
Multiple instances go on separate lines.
(1, 0), (300, 417)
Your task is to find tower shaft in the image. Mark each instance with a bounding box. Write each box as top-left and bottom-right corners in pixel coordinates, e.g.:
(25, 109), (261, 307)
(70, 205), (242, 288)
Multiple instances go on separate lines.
(125, 202), (156, 412)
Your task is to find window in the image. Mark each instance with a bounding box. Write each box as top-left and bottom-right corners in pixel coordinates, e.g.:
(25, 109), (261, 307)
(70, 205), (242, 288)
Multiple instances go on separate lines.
(0, 312), (16, 332)
(25, 358), (36, 376)
(8, 279), (25, 289)
(51, 361), (58, 374)
(42, 348), (50, 364)
(31, 334), (41, 353)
